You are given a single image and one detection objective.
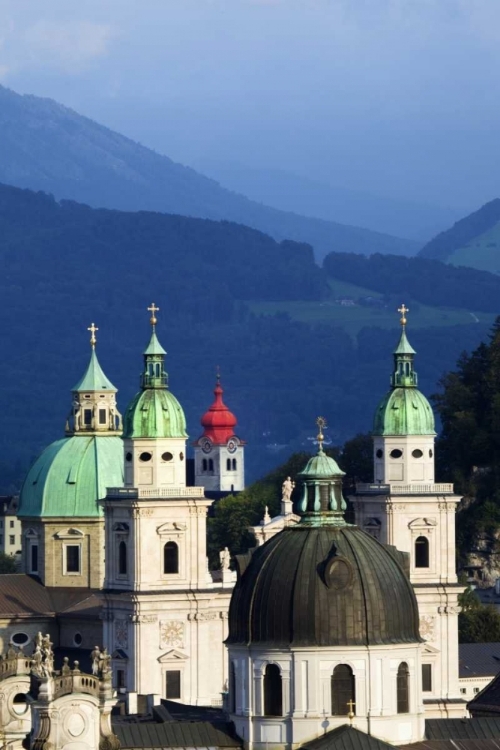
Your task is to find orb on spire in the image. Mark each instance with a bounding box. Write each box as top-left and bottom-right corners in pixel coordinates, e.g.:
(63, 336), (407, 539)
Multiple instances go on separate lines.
(148, 302), (159, 327)
(316, 416), (327, 452)
(88, 322), (98, 349)
(398, 303), (409, 327)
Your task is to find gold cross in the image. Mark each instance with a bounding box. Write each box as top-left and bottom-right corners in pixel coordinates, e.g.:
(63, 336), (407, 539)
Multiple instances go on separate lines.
(398, 303), (409, 327)
(88, 323), (98, 348)
(316, 416), (327, 450)
(148, 303), (159, 326)
(347, 698), (355, 723)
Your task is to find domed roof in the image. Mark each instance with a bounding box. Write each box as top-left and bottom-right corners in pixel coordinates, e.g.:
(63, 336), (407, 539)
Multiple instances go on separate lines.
(299, 450), (345, 479)
(373, 387), (435, 436)
(199, 378), (238, 445)
(123, 389), (188, 439)
(18, 435), (124, 518)
(227, 524), (420, 647)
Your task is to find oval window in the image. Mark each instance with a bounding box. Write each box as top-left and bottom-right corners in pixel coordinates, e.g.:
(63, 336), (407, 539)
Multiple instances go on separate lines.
(161, 452), (173, 462)
(326, 558), (352, 591)
(180, 452), (184, 461)
(412, 449), (423, 458)
(376, 449), (383, 458)
(390, 449), (403, 459)
(139, 452), (152, 462)
(11, 632), (29, 646)
(429, 449), (433, 458)
(74, 632), (82, 647)
(125, 452), (132, 462)
(12, 693), (28, 715)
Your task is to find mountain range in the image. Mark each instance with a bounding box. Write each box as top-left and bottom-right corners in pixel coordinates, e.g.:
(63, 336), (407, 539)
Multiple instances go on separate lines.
(0, 84), (417, 263)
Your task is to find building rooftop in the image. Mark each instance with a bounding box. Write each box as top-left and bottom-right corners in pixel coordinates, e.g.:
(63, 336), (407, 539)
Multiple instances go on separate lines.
(459, 643), (500, 678)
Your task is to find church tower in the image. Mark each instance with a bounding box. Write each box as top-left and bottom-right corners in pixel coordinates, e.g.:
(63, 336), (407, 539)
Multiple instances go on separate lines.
(351, 306), (465, 719)
(194, 374), (245, 497)
(102, 305), (234, 706)
(18, 324), (123, 588)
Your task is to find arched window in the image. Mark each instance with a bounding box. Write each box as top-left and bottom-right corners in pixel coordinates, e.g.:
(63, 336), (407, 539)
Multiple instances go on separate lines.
(208, 459), (214, 472)
(331, 664), (355, 716)
(164, 542), (179, 574)
(397, 662), (410, 713)
(229, 662), (236, 713)
(232, 459), (237, 470)
(415, 536), (429, 568)
(226, 458), (231, 471)
(202, 459), (207, 471)
(118, 541), (127, 575)
(263, 664), (282, 716)
(155, 363), (161, 377)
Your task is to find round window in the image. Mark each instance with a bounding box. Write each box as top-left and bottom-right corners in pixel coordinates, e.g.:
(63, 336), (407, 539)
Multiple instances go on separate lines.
(139, 452), (152, 462)
(180, 452), (184, 461)
(73, 632), (82, 647)
(390, 449), (403, 459)
(376, 449), (383, 458)
(12, 693), (28, 716)
(161, 452), (173, 462)
(125, 452), (132, 462)
(412, 449), (423, 458)
(11, 632), (29, 647)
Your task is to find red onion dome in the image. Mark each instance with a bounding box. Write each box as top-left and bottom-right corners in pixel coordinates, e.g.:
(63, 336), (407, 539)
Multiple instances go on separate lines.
(199, 378), (238, 445)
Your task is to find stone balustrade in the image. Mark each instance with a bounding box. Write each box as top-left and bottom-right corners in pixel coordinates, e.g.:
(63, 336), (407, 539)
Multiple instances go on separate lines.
(355, 482), (454, 495)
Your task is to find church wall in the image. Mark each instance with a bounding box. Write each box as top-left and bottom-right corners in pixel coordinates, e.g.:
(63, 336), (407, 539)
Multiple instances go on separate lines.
(229, 642), (425, 748)
(59, 617), (104, 652)
(35, 518), (105, 589)
(0, 617), (56, 656)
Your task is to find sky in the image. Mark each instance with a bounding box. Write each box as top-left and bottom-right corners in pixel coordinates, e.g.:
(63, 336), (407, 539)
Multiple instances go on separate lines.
(1, 0), (500, 210)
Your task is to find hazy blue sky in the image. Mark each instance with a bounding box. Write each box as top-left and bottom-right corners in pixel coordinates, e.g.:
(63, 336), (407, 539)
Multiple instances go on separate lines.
(1, 0), (500, 210)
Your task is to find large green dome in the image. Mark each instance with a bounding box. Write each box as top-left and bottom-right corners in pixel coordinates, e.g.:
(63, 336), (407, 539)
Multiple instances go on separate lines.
(123, 389), (188, 439)
(18, 435), (124, 518)
(373, 387), (436, 436)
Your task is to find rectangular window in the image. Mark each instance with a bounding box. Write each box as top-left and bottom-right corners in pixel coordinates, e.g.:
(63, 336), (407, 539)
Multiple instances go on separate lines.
(460, 688), (467, 694)
(166, 670), (181, 699)
(0, 520), (3, 529)
(9, 520), (14, 528)
(84, 409), (92, 426)
(474, 687), (480, 694)
(9, 535), (14, 545)
(99, 408), (107, 425)
(66, 545), (81, 573)
(0, 535), (3, 545)
(117, 669), (125, 689)
(31, 544), (39, 573)
(422, 664), (432, 692)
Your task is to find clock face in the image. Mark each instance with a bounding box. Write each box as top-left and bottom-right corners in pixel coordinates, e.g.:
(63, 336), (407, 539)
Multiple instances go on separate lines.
(201, 438), (212, 454)
(227, 439), (237, 454)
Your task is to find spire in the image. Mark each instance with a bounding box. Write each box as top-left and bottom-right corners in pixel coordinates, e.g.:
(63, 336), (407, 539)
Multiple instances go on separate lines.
(391, 304), (418, 388)
(296, 417), (348, 526)
(199, 370), (238, 444)
(72, 323), (117, 392)
(141, 303), (168, 388)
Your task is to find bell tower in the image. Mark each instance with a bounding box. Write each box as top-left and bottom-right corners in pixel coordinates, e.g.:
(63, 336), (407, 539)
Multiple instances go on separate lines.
(351, 306), (465, 719)
(194, 373), (245, 497)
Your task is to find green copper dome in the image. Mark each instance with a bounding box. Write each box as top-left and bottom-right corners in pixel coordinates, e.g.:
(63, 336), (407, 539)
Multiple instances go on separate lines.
(123, 389), (188, 439)
(373, 325), (436, 436)
(72, 349), (117, 392)
(18, 435), (124, 518)
(299, 449), (345, 479)
(123, 324), (188, 439)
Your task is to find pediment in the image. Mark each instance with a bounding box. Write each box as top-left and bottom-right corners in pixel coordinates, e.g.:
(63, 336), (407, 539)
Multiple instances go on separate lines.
(422, 644), (440, 655)
(408, 517), (437, 529)
(158, 648), (189, 663)
(54, 527), (84, 539)
(157, 522), (187, 535)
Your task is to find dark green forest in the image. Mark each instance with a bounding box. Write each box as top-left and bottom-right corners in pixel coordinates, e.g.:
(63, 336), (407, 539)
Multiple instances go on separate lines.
(0, 183), (492, 492)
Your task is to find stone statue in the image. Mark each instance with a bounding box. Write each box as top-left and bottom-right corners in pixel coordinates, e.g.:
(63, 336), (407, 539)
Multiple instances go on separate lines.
(219, 547), (231, 571)
(282, 476), (295, 502)
(31, 645), (43, 676)
(99, 647), (111, 675)
(35, 632), (43, 650)
(61, 656), (70, 675)
(6, 645), (16, 660)
(91, 646), (101, 676)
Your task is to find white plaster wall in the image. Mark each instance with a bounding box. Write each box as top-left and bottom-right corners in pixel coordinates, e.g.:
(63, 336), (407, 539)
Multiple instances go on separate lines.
(373, 435), (435, 485)
(124, 438), (187, 488)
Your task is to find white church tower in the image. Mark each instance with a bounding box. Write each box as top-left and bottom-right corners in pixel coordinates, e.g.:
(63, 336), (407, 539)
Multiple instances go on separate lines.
(351, 305), (465, 719)
(102, 305), (234, 707)
(194, 374), (245, 497)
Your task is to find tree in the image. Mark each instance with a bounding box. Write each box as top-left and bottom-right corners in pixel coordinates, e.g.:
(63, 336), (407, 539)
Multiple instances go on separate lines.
(0, 552), (18, 574)
(458, 587), (500, 643)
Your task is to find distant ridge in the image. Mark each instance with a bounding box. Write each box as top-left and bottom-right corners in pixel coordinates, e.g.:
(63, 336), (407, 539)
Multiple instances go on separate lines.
(0, 85), (418, 262)
(419, 198), (500, 264)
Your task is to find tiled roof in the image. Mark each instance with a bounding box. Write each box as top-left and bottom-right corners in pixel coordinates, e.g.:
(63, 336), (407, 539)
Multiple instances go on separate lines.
(459, 643), (500, 678)
(468, 673), (500, 716)
(426, 718), (500, 739)
(301, 725), (394, 750)
(0, 575), (97, 618)
(113, 721), (241, 749)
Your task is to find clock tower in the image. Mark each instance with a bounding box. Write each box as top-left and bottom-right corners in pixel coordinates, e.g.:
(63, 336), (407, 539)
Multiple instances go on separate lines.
(194, 374), (245, 497)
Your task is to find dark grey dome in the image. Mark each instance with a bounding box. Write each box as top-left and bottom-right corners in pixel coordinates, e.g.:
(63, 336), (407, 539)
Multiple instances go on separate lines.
(227, 524), (420, 647)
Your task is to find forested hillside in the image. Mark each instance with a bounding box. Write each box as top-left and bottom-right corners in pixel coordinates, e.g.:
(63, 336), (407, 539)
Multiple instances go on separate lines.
(0, 85), (417, 262)
(0, 183), (491, 493)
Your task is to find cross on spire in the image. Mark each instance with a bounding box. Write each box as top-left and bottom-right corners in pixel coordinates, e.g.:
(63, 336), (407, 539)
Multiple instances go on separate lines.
(398, 303), (409, 327)
(316, 416), (327, 451)
(88, 323), (98, 348)
(148, 303), (159, 327)
(347, 698), (355, 723)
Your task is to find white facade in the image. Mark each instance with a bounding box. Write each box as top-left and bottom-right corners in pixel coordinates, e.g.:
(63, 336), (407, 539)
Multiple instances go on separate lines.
(373, 433), (435, 484)
(124, 436), (187, 489)
(194, 437), (245, 493)
(228, 643), (425, 749)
